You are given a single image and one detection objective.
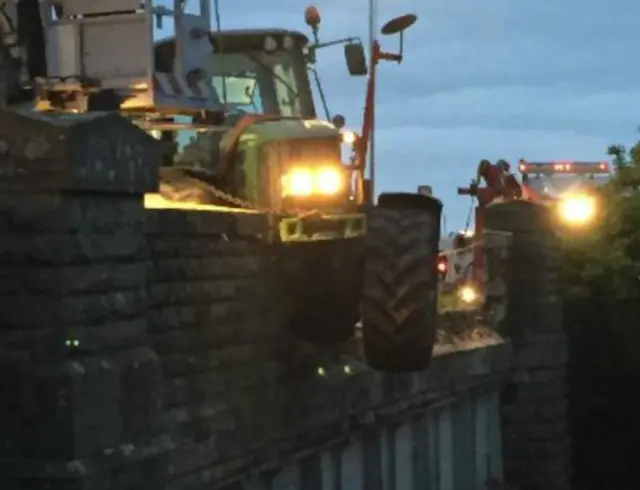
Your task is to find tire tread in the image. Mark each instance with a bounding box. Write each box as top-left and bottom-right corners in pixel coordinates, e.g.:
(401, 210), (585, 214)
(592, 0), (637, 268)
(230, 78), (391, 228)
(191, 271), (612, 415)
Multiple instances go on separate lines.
(362, 207), (438, 372)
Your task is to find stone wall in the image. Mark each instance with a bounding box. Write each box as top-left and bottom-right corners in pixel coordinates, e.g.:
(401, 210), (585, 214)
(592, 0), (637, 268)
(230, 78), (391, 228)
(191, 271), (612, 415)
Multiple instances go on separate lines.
(486, 201), (571, 490)
(0, 112), (168, 490)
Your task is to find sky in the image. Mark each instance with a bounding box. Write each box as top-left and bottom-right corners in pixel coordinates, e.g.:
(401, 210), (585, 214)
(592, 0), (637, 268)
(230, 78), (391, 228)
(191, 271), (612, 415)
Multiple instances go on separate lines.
(165, 0), (640, 230)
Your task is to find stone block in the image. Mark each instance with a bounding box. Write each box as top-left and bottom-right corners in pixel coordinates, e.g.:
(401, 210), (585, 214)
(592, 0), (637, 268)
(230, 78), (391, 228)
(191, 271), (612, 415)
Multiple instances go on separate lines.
(501, 398), (568, 423)
(0, 288), (149, 328)
(505, 299), (563, 335)
(146, 234), (246, 259)
(0, 230), (146, 265)
(146, 209), (233, 236)
(4, 358), (122, 459)
(1, 346), (163, 459)
(149, 256), (262, 283)
(0, 261), (148, 295)
(0, 194), (145, 233)
(504, 377), (568, 404)
(145, 208), (269, 240)
(110, 347), (164, 441)
(0, 320), (149, 367)
(0, 111), (160, 193)
(512, 340), (569, 369)
(503, 417), (569, 441)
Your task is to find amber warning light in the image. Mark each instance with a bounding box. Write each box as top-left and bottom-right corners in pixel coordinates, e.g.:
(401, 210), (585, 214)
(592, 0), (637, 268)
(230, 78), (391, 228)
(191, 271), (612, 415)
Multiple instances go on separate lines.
(304, 6), (321, 27)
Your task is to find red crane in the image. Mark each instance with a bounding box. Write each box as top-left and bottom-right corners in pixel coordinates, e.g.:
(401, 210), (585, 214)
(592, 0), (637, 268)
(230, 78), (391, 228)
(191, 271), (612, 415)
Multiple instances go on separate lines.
(355, 14), (417, 202)
(303, 7), (417, 205)
(455, 159), (523, 285)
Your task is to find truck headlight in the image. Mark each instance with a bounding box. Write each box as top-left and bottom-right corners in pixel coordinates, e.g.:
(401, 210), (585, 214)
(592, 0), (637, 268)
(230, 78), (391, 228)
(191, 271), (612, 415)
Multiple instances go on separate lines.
(558, 194), (596, 225)
(282, 166), (344, 197)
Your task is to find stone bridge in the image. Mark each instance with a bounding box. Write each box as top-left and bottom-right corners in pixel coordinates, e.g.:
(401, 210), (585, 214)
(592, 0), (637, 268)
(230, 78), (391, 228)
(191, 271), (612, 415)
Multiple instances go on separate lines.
(0, 113), (570, 490)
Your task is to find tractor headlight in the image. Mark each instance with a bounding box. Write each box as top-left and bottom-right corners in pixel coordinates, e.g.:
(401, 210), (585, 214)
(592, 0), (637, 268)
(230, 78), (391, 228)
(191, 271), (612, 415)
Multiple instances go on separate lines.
(283, 167), (314, 196)
(282, 165), (344, 197)
(457, 284), (479, 304)
(558, 194), (596, 225)
(316, 167), (343, 194)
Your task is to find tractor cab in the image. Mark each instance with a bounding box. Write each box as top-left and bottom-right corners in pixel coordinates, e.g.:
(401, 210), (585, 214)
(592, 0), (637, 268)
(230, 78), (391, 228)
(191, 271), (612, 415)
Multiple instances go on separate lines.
(153, 29), (317, 121)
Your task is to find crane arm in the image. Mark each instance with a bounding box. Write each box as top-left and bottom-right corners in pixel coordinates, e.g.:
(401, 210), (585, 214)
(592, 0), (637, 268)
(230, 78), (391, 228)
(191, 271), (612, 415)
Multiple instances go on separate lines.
(356, 40), (381, 172)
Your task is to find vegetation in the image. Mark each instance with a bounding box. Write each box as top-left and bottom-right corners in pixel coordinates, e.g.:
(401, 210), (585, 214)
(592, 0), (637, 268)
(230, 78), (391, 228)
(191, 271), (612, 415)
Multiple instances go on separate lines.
(561, 140), (640, 300)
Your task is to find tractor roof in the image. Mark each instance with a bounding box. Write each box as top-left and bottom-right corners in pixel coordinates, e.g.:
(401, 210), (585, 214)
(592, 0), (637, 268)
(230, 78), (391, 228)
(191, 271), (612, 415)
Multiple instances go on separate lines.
(211, 28), (308, 43)
(155, 28), (308, 54)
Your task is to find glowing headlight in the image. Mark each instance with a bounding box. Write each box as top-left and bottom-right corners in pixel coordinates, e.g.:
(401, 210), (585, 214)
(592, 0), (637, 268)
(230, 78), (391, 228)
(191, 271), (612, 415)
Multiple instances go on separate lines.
(458, 285), (479, 304)
(558, 194), (596, 225)
(282, 166), (344, 197)
(283, 167), (314, 196)
(341, 131), (357, 144)
(316, 167), (343, 194)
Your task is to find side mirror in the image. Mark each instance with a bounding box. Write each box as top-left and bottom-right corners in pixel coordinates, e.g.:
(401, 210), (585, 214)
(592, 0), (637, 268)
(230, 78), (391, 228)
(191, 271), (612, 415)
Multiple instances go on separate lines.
(344, 42), (367, 76)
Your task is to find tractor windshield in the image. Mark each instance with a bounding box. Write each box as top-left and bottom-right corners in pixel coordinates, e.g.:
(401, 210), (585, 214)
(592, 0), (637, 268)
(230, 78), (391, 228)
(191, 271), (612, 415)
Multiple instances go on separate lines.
(209, 50), (305, 117)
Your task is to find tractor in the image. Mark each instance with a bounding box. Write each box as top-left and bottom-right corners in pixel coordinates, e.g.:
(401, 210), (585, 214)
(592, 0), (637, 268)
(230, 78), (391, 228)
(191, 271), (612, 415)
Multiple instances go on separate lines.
(0, 0), (443, 372)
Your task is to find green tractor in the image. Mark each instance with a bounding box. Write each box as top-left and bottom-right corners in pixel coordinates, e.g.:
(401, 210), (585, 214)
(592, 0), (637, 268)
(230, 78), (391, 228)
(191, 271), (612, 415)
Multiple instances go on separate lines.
(0, 1), (442, 372)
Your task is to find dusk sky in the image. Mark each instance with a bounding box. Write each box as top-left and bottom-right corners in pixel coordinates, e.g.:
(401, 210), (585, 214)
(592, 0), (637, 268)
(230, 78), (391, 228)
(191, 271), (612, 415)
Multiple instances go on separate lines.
(169, 0), (640, 229)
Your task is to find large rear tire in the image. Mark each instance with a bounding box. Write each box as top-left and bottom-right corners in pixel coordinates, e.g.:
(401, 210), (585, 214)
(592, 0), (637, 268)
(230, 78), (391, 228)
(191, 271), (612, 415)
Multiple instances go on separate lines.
(362, 193), (442, 372)
(280, 239), (363, 346)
